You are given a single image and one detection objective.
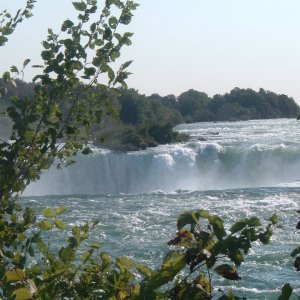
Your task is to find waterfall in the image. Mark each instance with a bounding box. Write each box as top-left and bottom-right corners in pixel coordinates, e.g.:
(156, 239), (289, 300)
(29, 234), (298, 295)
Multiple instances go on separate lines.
(25, 139), (300, 196)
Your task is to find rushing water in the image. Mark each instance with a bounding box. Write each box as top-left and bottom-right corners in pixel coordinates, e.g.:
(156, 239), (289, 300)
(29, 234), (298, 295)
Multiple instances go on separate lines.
(24, 119), (300, 299)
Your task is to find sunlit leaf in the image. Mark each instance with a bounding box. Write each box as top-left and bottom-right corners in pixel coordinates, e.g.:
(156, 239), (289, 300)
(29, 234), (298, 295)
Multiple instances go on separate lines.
(89, 242), (102, 249)
(42, 208), (56, 218)
(5, 268), (25, 282)
(12, 288), (32, 300)
(39, 220), (52, 231)
(136, 264), (153, 278)
(56, 206), (67, 215)
(54, 218), (67, 230)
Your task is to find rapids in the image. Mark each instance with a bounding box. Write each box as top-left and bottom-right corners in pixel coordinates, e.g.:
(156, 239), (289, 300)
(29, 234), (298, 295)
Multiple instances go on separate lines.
(23, 118), (300, 299)
(26, 118), (300, 196)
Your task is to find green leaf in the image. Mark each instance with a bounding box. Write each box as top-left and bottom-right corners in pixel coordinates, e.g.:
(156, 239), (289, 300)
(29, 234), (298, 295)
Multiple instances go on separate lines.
(259, 229), (272, 245)
(32, 65), (43, 68)
(269, 213), (279, 225)
(143, 251), (186, 292)
(230, 220), (247, 234)
(278, 283), (293, 300)
(68, 236), (79, 249)
(0, 36), (8, 46)
(177, 211), (198, 229)
(54, 218), (67, 230)
(108, 16), (118, 28)
(37, 241), (47, 253)
(72, 1), (87, 11)
(61, 19), (74, 32)
(294, 256), (300, 271)
(100, 252), (112, 264)
(90, 22), (97, 32)
(81, 250), (93, 263)
(136, 264), (153, 278)
(5, 268), (25, 282)
(2, 26), (14, 36)
(100, 252), (112, 271)
(14, 203), (22, 212)
(89, 242), (102, 249)
(143, 270), (174, 291)
(84, 67), (96, 77)
(161, 250), (186, 278)
(42, 207), (56, 218)
(215, 264), (241, 281)
(247, 217), (261, 227)
(228, 251), (244, 267)
(30, 265), (42, 275)
(116, 256), (134, 271)
(120, 60), (133, 70)
(23, 59), (31, 67)
(107, 67), (115, 83)
(12, 288), (32, 300)
(56, 206), (67, 215)
(110, 50), (120, 62)
(10, 65), (19, 73)
(227, 289), (236, 300)
(208, 215), (223, 225)
(209, 216), (226, 240)
(291, 245), (300, 257)
(41, 50), (52, 61)
(59, 247), (74, 263)
(18, 233), (27, 241)
(39, 219), (52, 231)
(2, 71), (10, 81)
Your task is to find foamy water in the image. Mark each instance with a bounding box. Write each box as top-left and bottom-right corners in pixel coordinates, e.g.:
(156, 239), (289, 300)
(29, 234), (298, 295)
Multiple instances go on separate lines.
(23, 118), (300, 299)
(26, 119), (300, 195)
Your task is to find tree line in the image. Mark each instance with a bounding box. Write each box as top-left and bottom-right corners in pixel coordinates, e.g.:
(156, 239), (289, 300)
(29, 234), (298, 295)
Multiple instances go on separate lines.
(0, 1), (298, 299)
(1, 80), (299, 151)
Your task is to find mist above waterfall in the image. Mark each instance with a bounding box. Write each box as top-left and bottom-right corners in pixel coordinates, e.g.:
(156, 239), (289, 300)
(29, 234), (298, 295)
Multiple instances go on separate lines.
(25, 119), (300, 196)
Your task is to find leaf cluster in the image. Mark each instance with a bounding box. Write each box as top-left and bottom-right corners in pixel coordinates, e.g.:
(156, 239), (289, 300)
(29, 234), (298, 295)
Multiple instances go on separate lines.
(0, 0), (138, 201)
(0, 0), (36, 46)
(0, 203), (280, 300)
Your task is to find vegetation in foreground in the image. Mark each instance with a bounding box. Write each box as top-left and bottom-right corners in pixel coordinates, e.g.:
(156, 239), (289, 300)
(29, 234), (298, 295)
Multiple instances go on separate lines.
(0, 1), (299, 299)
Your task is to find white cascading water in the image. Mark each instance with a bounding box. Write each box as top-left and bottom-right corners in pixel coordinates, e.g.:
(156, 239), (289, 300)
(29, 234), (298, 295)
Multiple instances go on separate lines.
(25, 119), (300, 196)
(23, 119), (300, 299)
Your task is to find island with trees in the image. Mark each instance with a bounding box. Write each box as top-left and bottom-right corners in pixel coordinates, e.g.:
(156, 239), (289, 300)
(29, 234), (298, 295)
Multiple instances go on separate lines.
(0, 1), (299, 299)
(1, 80), (299, 151)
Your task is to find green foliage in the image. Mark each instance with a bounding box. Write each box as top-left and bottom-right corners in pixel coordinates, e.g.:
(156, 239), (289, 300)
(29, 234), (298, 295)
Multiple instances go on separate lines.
(0, 204), (279, 299)
(0, 0), (36, 46)
(278, 283), (293, 300)
(0, 1), (298, 299)
(0, 0), (138, 200)
(2, 81), (298, 152)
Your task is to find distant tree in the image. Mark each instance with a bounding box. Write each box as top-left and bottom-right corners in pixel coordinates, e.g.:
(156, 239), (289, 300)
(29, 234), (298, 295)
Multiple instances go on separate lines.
(178, 89), (211, 122)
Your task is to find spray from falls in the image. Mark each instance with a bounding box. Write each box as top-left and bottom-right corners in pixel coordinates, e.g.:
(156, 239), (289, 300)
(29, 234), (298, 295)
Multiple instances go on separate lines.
(25, 140), (300, 196)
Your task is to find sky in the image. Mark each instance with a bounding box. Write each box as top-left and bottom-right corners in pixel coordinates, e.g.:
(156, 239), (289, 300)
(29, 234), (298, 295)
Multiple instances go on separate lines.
(0, 0), (300, 102)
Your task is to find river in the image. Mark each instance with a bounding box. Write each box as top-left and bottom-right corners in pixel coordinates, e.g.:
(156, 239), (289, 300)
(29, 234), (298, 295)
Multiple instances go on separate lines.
(24, 118), (300, 299)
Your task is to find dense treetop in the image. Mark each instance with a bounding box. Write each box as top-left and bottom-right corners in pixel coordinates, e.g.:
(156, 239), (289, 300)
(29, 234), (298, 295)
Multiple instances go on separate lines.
(1, 80), (299, 151)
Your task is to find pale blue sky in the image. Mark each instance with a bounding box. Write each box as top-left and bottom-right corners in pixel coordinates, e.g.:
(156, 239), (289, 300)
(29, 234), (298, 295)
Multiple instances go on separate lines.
(1, 1), (300, 102)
